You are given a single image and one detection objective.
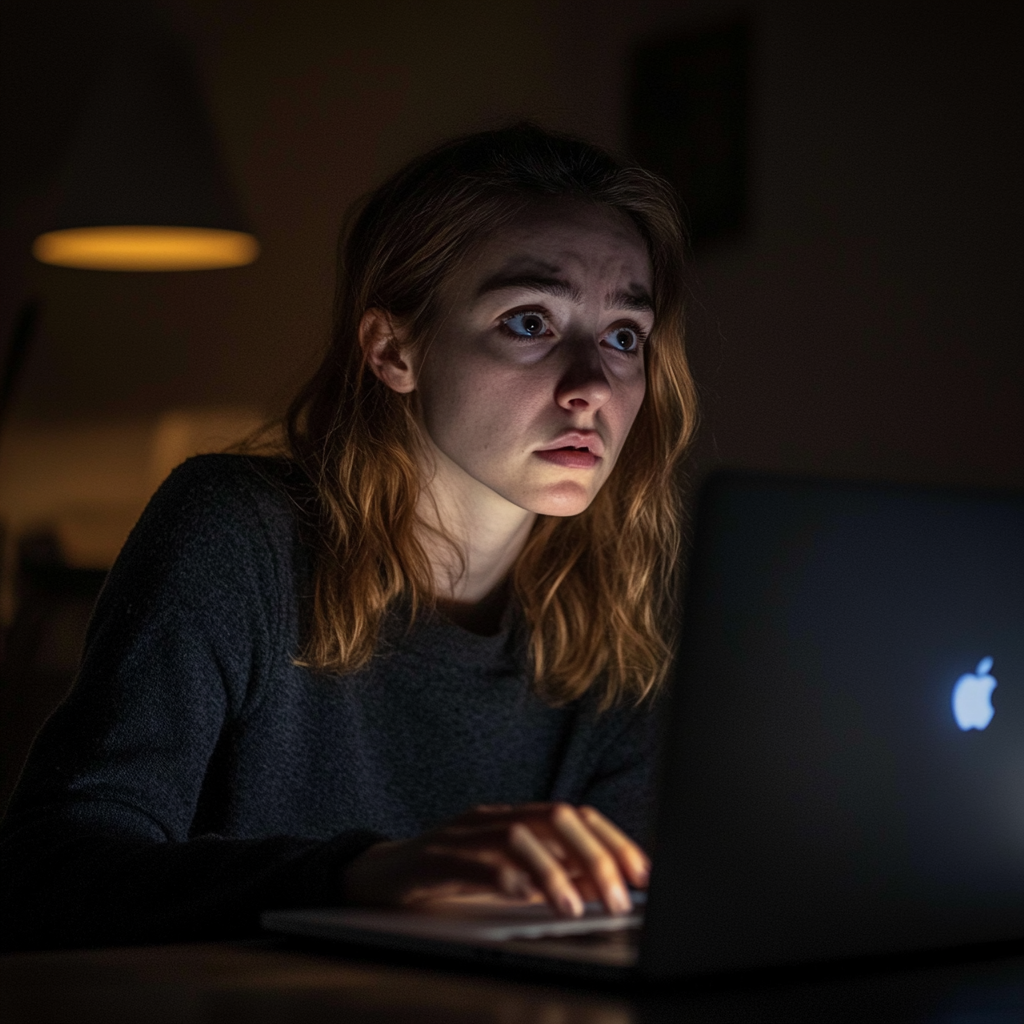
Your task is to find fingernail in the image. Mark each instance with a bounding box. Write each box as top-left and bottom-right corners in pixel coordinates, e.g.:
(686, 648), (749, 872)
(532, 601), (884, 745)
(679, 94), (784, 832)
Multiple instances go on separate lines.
(614, 886), (632, 913)
(560, 894), (581, 917)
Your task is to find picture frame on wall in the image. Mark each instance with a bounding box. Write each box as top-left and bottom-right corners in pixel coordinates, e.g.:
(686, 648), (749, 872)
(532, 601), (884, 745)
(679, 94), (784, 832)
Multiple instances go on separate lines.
(629, 21), (751, 252)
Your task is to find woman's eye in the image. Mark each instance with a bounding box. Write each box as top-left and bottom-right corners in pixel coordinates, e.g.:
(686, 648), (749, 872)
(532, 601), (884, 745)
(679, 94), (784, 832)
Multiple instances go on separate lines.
(603, 326), (642, 353)
(502, 311), (550, 337)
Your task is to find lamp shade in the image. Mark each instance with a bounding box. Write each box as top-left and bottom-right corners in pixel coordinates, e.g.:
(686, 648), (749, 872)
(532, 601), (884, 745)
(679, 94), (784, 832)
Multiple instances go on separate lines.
(33, 31), (259, 271)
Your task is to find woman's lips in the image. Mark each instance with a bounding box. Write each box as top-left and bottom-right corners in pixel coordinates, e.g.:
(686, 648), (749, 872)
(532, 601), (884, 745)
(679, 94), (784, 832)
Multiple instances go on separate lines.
(534, 448), (600, 468)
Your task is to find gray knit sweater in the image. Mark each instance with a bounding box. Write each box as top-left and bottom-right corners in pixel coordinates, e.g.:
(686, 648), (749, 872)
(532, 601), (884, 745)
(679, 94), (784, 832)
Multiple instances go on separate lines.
(0, 455), (659, 950)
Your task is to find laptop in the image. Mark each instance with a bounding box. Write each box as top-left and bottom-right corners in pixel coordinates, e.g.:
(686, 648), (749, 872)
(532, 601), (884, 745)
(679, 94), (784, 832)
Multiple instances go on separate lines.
(263, 471), (1024, 979)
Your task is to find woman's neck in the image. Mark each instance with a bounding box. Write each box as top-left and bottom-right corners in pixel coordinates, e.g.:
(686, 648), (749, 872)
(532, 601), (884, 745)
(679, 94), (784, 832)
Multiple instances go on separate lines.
(414, 445), (536, 630)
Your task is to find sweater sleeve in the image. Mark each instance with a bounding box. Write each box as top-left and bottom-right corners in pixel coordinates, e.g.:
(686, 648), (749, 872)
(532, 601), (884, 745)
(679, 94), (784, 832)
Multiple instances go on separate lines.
(0, 457), (383, 951)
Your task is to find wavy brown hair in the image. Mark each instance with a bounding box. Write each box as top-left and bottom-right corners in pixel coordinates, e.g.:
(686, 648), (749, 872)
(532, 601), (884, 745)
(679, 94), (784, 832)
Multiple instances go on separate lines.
(284, 124), (697, 708)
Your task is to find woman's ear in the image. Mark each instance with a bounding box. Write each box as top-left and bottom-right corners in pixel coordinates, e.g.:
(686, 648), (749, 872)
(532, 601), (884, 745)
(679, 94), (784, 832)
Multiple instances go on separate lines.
(360, 309), (417, 394)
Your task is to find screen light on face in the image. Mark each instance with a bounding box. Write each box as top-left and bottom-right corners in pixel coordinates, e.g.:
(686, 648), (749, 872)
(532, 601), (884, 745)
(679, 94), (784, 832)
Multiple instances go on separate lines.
(32, 226), (260, 271)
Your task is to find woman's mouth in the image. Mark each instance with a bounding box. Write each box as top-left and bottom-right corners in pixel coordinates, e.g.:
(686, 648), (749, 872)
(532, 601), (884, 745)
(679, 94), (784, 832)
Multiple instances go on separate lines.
(534, 446), (600, 469)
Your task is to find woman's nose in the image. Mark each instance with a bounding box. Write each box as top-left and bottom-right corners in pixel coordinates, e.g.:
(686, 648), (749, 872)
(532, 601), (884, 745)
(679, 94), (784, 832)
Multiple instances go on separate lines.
(554, 338), (612, 412)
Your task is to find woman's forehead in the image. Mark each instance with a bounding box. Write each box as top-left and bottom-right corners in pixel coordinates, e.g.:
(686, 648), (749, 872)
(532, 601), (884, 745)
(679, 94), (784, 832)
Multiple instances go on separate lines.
(462, 202), (652, 294)
(490, 200), (644, 250)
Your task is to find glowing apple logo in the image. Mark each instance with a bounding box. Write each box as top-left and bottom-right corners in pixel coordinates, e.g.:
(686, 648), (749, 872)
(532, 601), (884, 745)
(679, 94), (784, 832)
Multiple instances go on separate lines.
(952, 657), (997, 731)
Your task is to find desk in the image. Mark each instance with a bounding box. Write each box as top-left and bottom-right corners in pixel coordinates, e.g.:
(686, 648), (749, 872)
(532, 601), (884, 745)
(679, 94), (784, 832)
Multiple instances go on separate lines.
(3, 940), (1024, 1022)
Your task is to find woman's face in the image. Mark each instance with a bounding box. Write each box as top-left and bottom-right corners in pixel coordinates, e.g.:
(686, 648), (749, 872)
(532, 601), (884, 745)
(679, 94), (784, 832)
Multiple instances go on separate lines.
(400, 202), (652, 519)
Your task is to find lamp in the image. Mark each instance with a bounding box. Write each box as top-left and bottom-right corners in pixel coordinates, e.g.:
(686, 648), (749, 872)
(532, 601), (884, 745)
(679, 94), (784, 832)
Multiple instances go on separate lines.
(0, 27), (263, 795)
(31, 29), (259, 271)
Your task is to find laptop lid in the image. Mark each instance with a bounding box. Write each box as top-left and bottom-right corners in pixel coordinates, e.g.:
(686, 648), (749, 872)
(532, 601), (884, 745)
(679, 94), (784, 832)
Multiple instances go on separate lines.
(641, 472), (1024, 977)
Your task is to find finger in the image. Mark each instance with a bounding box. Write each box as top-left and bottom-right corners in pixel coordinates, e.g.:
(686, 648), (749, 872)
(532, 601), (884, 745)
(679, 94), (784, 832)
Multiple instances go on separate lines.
(549, 805), (632, 914)
(507, 823), (584, 918)
(443, 820), (570, 863)
(563, 866), (602, 905)
(490, 860), (540, 901)
(410, 847), (537, 902)
(578, 806), (650, 889)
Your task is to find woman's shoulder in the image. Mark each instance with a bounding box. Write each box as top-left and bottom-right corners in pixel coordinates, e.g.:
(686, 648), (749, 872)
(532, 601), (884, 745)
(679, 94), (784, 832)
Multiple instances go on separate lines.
(143, 453), (307, 534)
(115, 453), (312, 589)
(154, 451), (305, 506)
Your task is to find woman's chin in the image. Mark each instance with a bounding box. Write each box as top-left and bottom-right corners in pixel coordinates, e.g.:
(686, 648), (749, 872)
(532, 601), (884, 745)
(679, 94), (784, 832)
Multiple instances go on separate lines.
(526, 486), (596, 517)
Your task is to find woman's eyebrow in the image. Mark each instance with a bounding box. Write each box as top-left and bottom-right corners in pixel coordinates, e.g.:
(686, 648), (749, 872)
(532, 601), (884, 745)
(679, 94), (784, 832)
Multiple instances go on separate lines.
(475, 272), (583, 304)
(475, 273), (653, 315)
(610, 289), (654, 314)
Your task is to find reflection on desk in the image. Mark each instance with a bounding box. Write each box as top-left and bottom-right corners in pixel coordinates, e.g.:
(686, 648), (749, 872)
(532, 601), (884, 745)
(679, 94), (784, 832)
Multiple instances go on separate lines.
(2, 939), (1024, 1023)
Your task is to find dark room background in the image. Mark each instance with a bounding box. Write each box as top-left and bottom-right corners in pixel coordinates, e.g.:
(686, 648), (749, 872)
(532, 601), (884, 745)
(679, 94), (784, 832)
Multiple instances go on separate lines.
(1, 0), (1022, 574)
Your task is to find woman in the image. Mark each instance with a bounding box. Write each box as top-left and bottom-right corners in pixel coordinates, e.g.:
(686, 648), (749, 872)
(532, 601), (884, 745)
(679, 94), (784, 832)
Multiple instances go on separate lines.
(0, 124), (697, 949)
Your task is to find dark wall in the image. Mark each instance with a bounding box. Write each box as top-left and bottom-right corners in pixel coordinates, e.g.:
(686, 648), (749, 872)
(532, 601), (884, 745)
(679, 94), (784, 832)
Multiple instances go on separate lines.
(2, 0), (1021, 489)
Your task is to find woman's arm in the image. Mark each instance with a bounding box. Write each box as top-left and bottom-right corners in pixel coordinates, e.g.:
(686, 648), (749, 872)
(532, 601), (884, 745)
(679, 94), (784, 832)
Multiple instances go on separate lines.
(0, 457), (382, 951)
(0, 812), (382, 950)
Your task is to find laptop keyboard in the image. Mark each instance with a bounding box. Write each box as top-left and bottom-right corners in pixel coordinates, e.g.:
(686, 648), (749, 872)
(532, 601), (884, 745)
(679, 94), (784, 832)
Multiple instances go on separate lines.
(457, 896), (645, 941)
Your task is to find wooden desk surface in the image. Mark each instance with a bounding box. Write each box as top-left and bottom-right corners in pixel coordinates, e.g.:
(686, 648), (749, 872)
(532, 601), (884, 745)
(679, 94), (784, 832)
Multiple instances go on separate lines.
(3, 939), (1024, 1023)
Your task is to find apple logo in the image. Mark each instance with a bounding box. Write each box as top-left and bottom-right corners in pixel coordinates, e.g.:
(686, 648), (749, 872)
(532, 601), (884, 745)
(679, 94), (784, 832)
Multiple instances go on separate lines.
(952, 657), (997, 731)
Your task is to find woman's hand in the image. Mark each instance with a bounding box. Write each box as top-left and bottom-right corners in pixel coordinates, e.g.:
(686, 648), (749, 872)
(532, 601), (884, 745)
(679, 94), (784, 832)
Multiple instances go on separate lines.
(341, 803), (649, 918)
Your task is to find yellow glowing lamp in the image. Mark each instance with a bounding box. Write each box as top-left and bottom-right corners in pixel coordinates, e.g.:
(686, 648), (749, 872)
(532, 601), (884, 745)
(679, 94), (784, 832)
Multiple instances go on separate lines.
(34, 31), (258, 273)
(33, 226), (259, 272)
